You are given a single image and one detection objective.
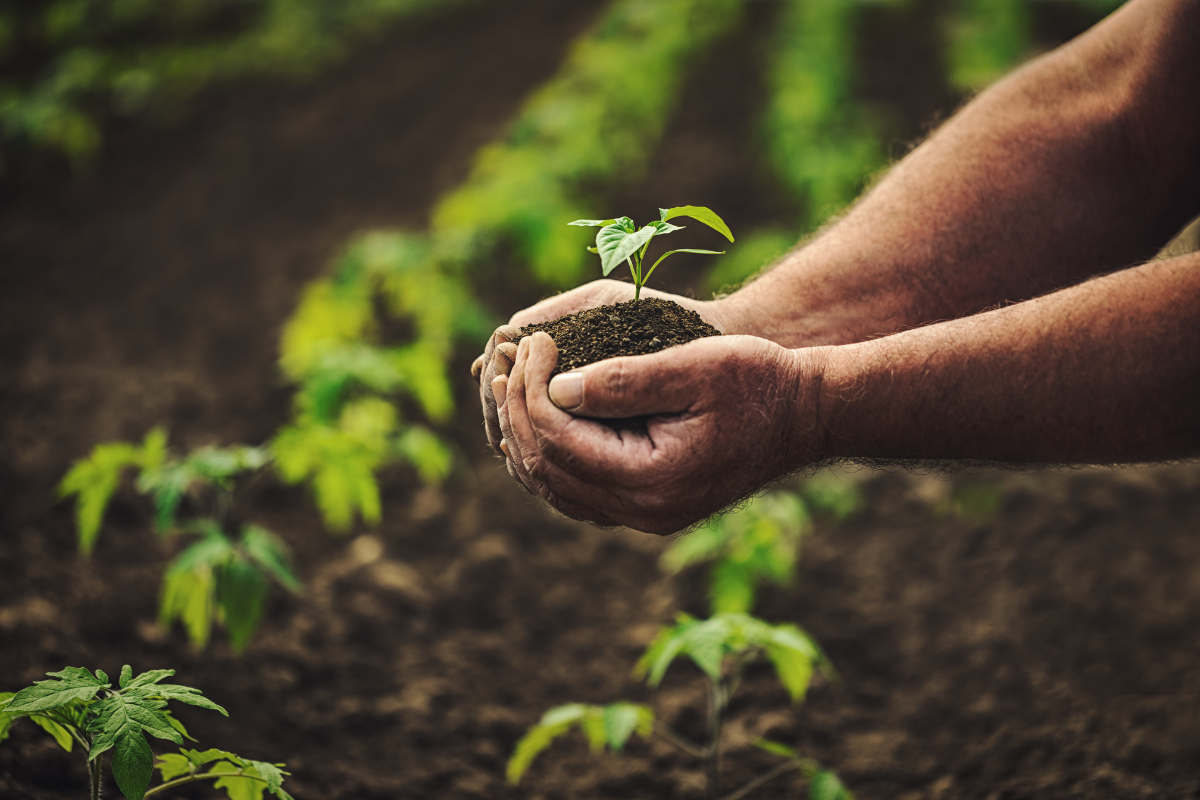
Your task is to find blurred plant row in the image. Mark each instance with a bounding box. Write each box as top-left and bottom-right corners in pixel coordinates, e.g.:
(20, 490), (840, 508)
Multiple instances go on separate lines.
(0, 0), (475, 169)
(60, 0), (1118, 654)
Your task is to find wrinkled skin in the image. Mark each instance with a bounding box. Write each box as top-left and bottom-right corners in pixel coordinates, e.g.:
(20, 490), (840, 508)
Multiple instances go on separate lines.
(471, 279), (729, 459)
(485, 330), (824, 535)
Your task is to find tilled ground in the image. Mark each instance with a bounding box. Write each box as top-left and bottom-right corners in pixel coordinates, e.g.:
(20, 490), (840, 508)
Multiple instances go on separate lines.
(3, 1), (1199, 798)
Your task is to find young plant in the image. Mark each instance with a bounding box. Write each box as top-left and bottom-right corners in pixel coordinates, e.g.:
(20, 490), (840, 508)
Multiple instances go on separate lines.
(0, 665), (293, 800)
(661, 479), (862, 615)
(59, 430), (301, 652)
(508, 612), (848, 800)
(569, 206), (735, 300)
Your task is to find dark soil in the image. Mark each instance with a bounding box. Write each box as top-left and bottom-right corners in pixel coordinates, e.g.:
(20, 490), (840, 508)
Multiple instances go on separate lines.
(4, 3), (1200, 800)
(518, 298), (721, 375)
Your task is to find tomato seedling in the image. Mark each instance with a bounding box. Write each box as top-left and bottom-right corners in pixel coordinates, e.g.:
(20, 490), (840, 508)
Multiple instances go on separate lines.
(508, 611), (849, 800)
(59, 429), (300, 652)
(0, 665), (292, 800)
(569, 206), (735, 300)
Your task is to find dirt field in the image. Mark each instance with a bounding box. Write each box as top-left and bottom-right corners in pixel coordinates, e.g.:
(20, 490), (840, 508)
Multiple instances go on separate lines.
(3, 2), (1199, 798)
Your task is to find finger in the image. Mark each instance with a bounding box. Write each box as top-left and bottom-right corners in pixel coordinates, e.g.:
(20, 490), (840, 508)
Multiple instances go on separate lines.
(471, 354), (485, 382)
(498, 339), (538, 492)
(546, 338), (723, 418)
(493, 342), (518, 376)
(515, 332), (668, 489)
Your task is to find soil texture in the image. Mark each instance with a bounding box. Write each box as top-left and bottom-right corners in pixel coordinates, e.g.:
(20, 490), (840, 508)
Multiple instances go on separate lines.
(3, 3), (1199, 800)
(518, 298), (721, 375)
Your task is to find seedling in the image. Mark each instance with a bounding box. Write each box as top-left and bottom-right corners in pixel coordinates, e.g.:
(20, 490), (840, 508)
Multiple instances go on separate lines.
(569, 206), (735, 300)
(508, 611), (849, 799)
(0, 665), (292, 800)
(59, 429), (300, 652)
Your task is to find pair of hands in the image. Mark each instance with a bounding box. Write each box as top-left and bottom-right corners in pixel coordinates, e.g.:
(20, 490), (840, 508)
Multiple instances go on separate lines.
(471, 280), (827, 535)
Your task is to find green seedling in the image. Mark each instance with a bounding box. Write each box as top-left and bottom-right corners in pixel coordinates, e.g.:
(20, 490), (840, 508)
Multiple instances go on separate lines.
(59, 429), (301, 652)
(570, 206), (735, 300)
(0, 665), (292, 800)
(508, 612), (850, 800)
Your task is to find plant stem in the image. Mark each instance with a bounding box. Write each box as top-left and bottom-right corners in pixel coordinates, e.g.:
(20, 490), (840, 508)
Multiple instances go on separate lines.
(653, 723), (707, 759)
(717, 760), (804, 800)
(143, 771), (270, 798)
(705, 678), (727, 799)
(89, 756), (102, 800)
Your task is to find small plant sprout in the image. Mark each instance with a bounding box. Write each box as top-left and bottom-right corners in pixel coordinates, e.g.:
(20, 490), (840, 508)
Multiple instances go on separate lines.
(508, 612), (849, 800)
(569, 206), (735, 300)
(59, 429), (301, 652)
(0, 665), (293, 800)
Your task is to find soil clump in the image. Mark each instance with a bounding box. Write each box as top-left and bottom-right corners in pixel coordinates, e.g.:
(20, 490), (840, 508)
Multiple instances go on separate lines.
(518, 297), (720, 375)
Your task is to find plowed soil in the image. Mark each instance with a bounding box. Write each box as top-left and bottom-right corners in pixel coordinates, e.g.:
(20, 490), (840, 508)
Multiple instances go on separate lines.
(3, 2), (1199, 799)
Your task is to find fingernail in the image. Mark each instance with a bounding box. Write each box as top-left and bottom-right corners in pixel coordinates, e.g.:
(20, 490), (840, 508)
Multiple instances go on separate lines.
(500, 439), (511, 458)
(492, 375), (507, 407)
(549, 372), (583, 410)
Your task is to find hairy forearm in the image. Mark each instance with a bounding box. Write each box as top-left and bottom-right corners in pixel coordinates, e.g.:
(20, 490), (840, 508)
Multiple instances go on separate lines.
(810, 252), (1200, 465)
(716, 0), (1200, 348)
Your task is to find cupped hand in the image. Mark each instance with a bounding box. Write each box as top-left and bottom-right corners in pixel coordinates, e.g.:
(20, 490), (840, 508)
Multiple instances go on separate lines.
(491, 330), (828, 535)
(471, 279), (729, 457)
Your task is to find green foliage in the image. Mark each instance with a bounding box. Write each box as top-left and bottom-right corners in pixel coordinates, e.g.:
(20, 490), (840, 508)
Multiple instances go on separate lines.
(58, 428), (166, 555)
(946, 0), (1030, 92)
(60, 431), (299, 652)
(506, 703), (654, 785)
(159, 522), (300, 652)
(2, 666), (290, 800)
(763, 0), (885, 234)
(810, 769), (855, 800)
(431, 0), (743, 288)
(0, 0), (475, 167)
(572, 206), (732, 299)
(635, 612), (826, 701)
(662, 479), (860, 615)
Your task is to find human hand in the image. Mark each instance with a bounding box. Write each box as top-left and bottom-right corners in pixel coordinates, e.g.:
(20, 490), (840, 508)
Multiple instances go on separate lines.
(471, 279), (728, 457)
(491, 330), (828, 534)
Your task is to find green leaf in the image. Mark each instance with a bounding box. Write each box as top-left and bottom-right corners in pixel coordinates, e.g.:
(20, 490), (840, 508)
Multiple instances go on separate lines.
(810, 769), (853, 800)
(765, 643), (814, 703)
(111, 725), (155, 800)
(0, 692), (15, 743)
(634, 620), (690, 687)
(396, 426), (454, 485)
(88, 690), (183, 800)
(650, 220), (685, 234)
(753, 738), (798, 759)
(506, 704), (587, 785)
(659, 206), (735, 242)
(567, 218), (616, 227)
(156, 752), (194, 781)
(218, 559), (269, 654)
(30, 713), (74, 751)
(580, 710), (607, 752)
(5, 667), (109, 713)
(244, 760), (287, 793)
(120, 665), (133, 689)
(140, 685), (228, 717)
(59, 442), (141, 556)
(126, 669), (176, 690)
(159, 531), (234, 649)
(602, 703), (649, 752)
(213, 761), (268, 800)
(164, 711), (194, 742)
(240, 525), (302, 594)
(596, 223), (658, 277)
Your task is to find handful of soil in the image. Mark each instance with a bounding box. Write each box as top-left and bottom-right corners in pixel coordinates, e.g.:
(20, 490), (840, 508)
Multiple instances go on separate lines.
(518, 297), (720, 375)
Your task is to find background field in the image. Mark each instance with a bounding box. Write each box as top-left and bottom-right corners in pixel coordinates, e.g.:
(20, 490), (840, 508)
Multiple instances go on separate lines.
(2, 1), (1199, 798)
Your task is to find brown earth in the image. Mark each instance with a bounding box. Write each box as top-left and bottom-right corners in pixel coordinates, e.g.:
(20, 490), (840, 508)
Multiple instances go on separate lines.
(518, 298), (721, 375)
(3, 2), (1200, 800)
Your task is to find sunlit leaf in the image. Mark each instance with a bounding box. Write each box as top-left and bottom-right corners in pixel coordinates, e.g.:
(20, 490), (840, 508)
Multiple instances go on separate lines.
(596, 222), (659, 277)
(659, 206), (734, 241)
(753, 738), (798, 759)
(810, 769), (853, 800)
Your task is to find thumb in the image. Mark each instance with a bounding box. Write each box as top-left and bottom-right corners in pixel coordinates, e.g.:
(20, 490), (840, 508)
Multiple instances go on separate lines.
(547, 348), (706, 418)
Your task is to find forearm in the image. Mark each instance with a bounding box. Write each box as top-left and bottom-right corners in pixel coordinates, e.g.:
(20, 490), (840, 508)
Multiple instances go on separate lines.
(716, 0), (1200, 348)
(810, 252), (1200, 465)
